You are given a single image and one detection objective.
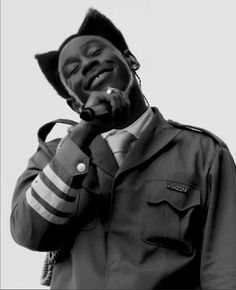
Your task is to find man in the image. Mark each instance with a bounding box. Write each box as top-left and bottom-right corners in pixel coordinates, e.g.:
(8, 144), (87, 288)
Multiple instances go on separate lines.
(11, 8), (236, 289)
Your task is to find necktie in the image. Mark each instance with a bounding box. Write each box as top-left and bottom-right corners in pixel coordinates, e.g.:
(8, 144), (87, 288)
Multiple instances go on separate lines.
(106, 131), (136, 166)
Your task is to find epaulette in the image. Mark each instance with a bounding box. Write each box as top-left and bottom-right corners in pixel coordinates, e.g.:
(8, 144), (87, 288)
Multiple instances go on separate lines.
(168, 119), (228, 148)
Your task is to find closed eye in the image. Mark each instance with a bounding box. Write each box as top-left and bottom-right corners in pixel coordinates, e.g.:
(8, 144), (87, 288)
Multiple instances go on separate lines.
(88, 48), (102, 57)
(68, 66), (80, 76)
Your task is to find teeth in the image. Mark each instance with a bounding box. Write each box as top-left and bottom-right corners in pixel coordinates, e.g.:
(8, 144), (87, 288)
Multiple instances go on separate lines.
(90, 71), (108, 89)
(96, 74), (102, 80)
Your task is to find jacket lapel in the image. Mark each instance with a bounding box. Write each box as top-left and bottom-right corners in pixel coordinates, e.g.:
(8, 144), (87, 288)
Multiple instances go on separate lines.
(90, 135), (118, 177)
(117, 108), (182, 175)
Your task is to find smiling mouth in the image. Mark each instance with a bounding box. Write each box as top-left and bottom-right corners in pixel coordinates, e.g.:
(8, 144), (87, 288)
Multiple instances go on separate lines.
(85, 67), (113, 91)
(90, 71), (112, 90)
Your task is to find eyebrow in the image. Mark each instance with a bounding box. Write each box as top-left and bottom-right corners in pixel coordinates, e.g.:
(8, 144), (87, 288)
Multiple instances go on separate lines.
(81, 39), (103, 52)
(63, 56), (80, 68)
(62, 40), (103, 68)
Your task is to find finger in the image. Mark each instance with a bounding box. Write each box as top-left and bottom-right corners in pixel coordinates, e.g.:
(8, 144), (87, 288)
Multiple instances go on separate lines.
(107, 87), (129, 104)
(110, 92), (128, 120)
(85, 91), (110, 107)
(110, 89), (130, 115)
(110, 94), (120, 117)
(106, 87), (125, 97)
(84, 90), (130, 122)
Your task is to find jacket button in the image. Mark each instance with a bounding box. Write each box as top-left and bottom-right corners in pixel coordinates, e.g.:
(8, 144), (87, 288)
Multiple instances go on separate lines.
(76, 163), (86, 173)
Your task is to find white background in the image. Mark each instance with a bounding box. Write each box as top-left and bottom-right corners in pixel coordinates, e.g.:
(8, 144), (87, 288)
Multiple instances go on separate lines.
(1, 0), (236, 288)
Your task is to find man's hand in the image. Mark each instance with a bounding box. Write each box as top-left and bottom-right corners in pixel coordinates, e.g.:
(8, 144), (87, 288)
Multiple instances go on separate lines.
(69, 88), (130, 149)
(79, 88), (130, 135)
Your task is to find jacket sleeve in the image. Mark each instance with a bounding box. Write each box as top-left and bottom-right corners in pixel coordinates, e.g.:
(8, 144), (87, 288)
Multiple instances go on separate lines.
(200, 146), (236, 288)
(10, 135), (90, 251)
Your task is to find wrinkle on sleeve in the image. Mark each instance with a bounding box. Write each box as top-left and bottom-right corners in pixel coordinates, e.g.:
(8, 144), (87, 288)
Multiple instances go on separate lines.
(201, 147), (236, 289)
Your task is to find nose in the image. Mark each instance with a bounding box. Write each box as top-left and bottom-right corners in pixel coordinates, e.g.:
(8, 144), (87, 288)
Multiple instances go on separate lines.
(81, 58), (99, 76)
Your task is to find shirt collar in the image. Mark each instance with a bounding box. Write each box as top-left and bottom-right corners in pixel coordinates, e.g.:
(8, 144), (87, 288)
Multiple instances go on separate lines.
(102, 106), (154, 140)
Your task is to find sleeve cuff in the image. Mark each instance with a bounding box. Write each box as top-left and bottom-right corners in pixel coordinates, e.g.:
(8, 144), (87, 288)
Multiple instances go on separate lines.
(53, 137), (90, 187)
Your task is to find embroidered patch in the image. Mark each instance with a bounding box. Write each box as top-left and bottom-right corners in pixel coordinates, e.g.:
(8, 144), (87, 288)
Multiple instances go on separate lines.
(167, 182), (189, 193)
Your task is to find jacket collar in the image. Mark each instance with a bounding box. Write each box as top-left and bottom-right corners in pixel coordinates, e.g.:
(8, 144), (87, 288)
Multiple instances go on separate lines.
(90, 107), (182, 177)
(102, 106), (154, 140)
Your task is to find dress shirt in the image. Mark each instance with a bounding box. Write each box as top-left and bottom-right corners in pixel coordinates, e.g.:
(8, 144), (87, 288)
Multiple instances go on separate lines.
(102, 106), (154, 163)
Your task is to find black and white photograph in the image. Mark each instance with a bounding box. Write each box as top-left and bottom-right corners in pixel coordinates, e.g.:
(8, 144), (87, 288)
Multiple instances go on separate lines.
(2, 0), (236, 289)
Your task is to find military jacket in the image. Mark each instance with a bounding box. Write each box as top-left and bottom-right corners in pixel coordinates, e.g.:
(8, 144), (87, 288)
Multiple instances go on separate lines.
(11, 108), (236, 289)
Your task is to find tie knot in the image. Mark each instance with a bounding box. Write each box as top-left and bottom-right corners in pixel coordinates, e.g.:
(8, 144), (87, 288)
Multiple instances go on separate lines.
(106, 130), (136, 154)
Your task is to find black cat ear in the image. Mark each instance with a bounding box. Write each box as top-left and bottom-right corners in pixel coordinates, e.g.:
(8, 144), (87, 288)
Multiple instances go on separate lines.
(35, 51), (71, 100)
(78, 8), (128, 51)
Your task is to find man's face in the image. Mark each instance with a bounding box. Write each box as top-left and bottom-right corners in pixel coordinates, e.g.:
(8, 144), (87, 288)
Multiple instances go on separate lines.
(58, 35), (131, 104)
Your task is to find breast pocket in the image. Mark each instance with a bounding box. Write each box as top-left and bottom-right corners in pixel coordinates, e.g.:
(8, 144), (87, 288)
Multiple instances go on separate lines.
(141, 180), (201, 254)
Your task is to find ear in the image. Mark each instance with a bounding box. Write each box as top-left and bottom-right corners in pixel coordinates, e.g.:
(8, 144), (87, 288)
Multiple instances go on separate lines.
(123, 49), (140, 71)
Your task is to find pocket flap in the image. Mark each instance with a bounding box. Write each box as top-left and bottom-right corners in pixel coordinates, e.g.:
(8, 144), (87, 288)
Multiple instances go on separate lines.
(145, 180), (201, 211)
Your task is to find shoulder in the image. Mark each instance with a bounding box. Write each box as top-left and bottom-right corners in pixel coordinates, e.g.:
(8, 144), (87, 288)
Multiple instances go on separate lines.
(168, 119), (228, 149)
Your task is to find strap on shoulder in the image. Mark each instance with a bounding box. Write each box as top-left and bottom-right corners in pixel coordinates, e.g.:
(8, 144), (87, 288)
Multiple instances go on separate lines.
(37, 118), (78, 158)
